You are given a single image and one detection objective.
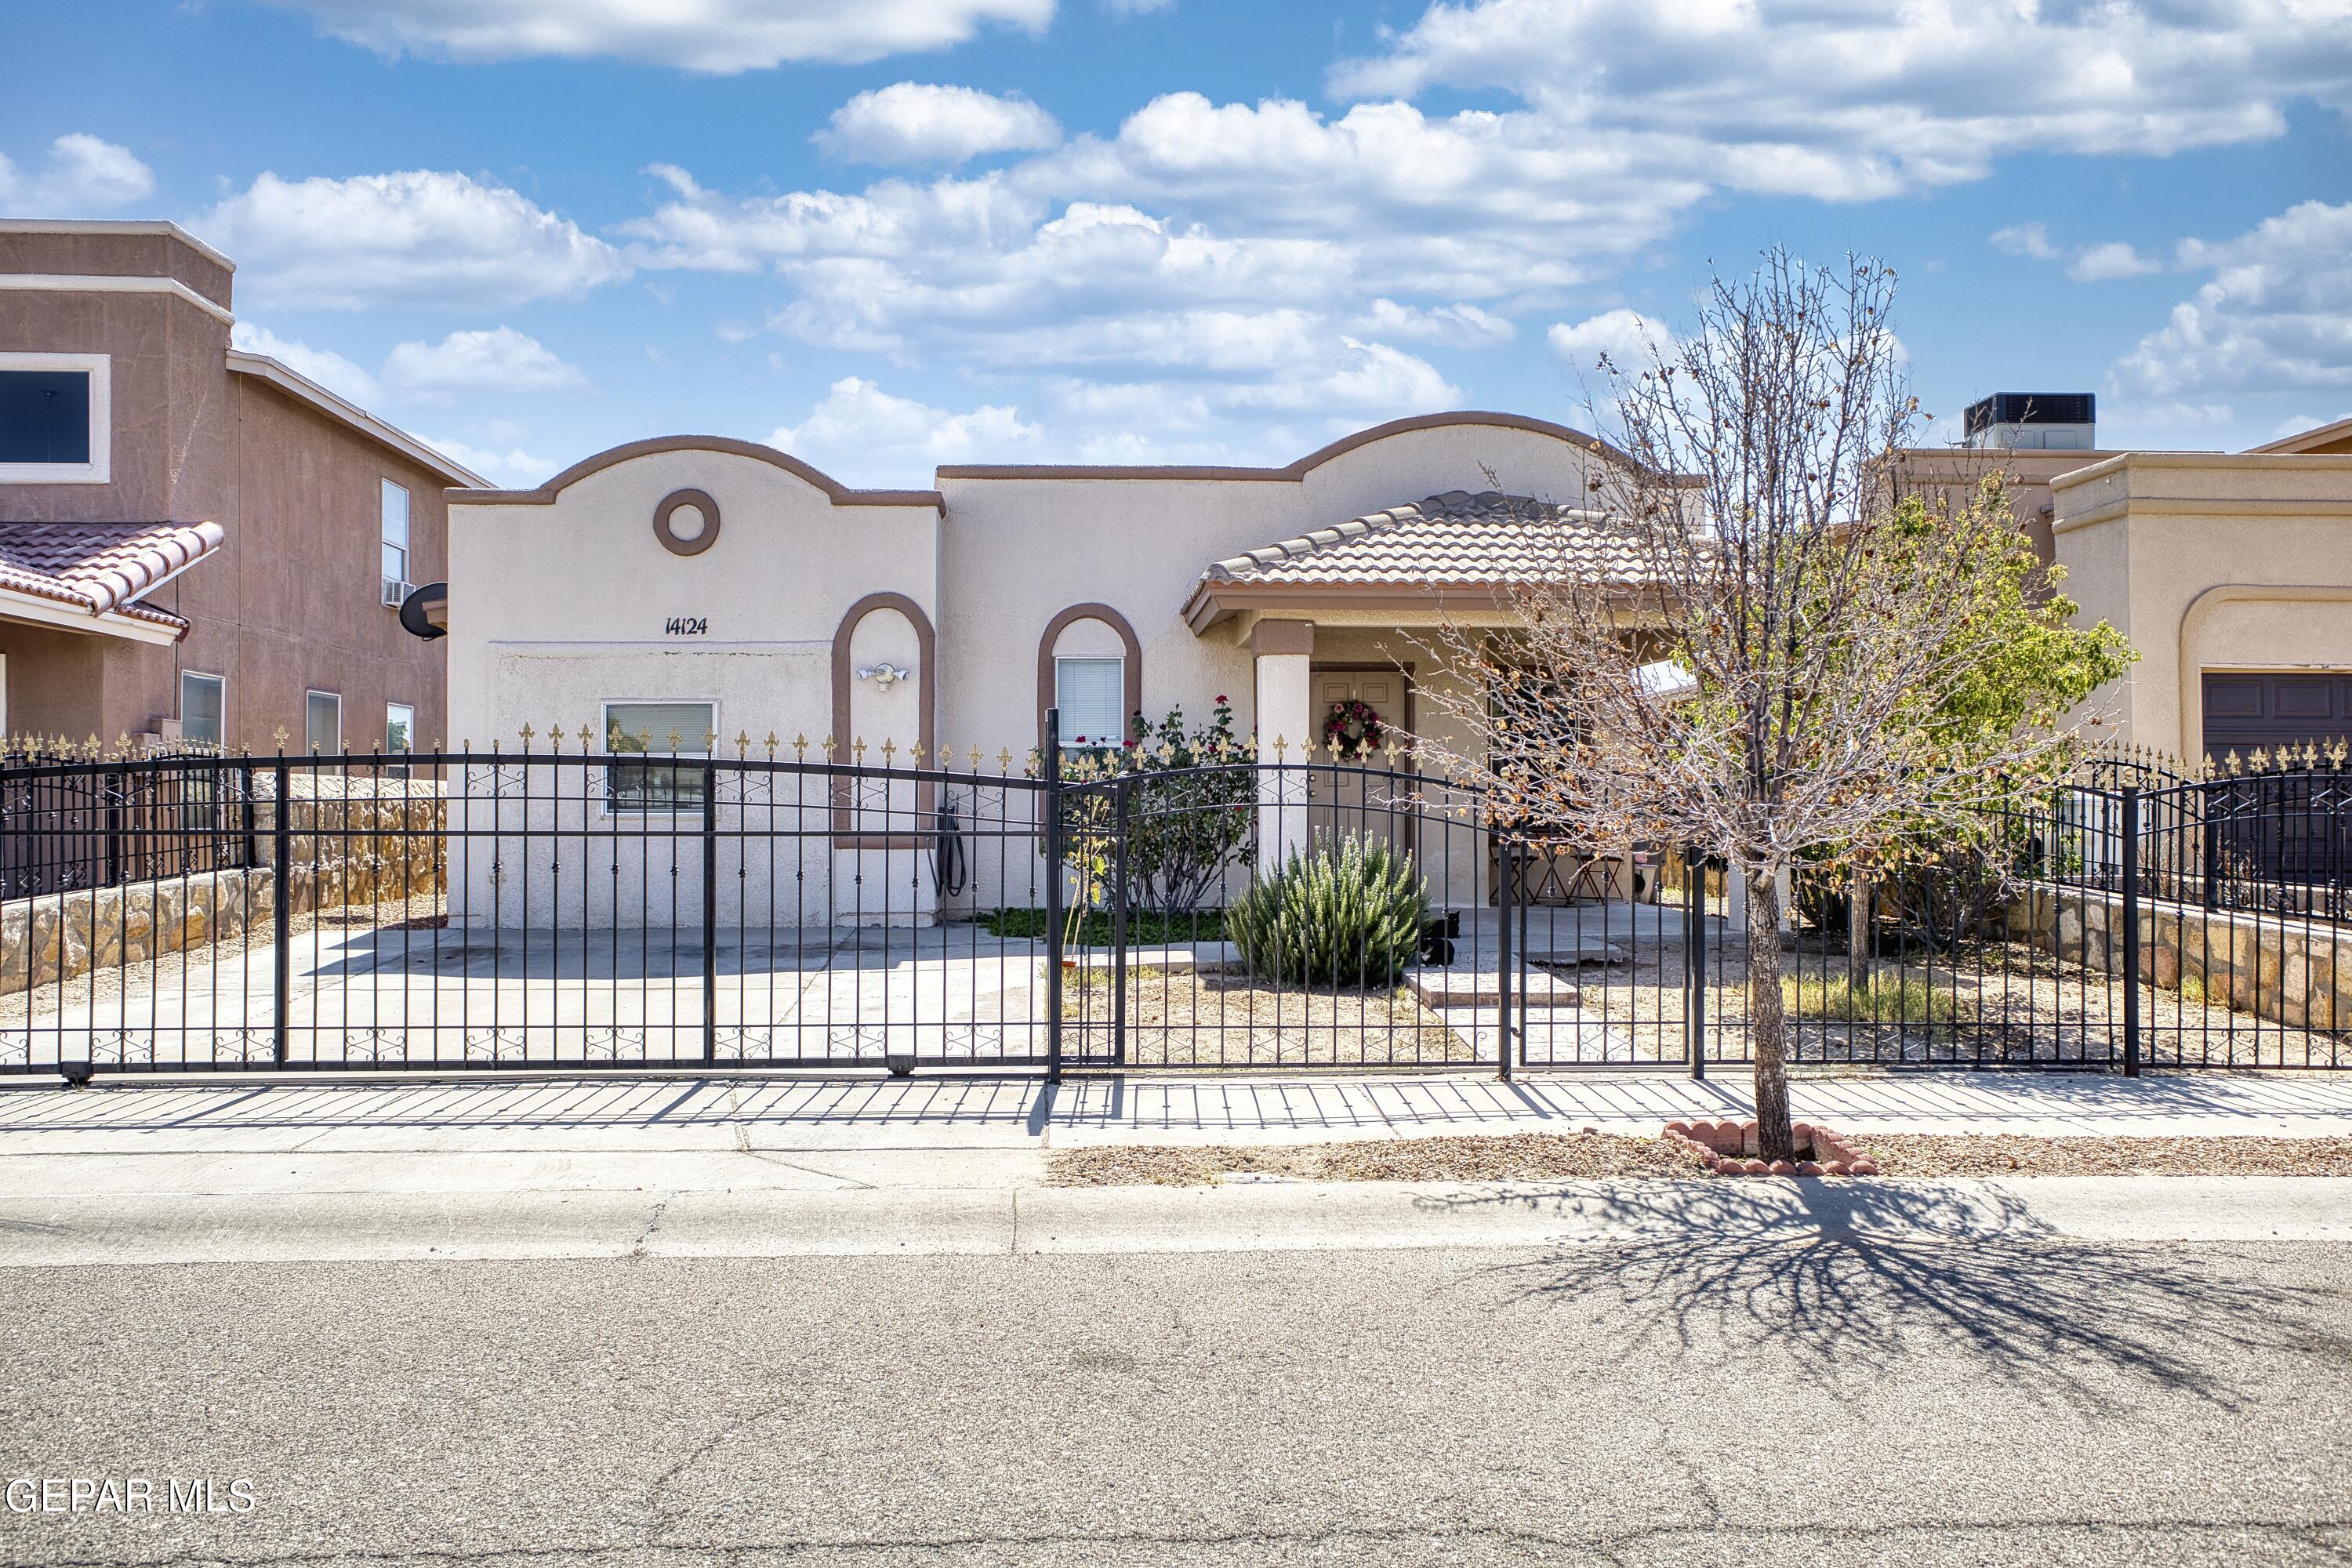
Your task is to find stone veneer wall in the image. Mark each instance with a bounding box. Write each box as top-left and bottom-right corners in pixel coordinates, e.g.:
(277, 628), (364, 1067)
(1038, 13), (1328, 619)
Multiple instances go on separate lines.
(2009, 884), (2352, 1033)
(0, 782), (444, 996)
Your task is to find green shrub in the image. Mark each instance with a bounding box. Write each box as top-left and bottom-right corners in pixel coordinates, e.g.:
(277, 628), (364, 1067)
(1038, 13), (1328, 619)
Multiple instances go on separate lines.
(1229, 833), (1429, 987)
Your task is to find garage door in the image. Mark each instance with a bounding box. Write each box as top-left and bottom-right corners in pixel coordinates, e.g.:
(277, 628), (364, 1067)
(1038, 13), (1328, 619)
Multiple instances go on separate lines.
(2201, 671), (2352, 760)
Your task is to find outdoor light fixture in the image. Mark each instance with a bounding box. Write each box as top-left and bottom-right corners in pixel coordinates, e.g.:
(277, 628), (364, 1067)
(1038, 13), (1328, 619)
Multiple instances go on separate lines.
(857, 662), (911, 690)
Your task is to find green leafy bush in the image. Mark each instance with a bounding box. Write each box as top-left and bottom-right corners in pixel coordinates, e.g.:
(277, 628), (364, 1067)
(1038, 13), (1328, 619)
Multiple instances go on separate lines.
(1229, 833), (1429, 987)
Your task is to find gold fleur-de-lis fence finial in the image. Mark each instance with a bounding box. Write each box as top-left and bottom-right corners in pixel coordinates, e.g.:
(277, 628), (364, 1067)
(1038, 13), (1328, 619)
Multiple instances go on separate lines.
(852, 736), (868, 765)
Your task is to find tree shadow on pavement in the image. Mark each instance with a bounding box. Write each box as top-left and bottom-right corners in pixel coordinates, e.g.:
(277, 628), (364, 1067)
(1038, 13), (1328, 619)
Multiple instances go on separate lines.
(1454, 1180), (2347, 1410)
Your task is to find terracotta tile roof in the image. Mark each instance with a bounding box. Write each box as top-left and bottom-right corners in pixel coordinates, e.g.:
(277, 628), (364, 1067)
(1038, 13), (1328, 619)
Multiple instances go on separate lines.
(0, 520), (223, 633)
(1200, 490), (1652, 590)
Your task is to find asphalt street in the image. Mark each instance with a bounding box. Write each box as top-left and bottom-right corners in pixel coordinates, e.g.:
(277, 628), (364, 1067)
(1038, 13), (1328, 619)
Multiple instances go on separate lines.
(5, 1232), (2351, 1566)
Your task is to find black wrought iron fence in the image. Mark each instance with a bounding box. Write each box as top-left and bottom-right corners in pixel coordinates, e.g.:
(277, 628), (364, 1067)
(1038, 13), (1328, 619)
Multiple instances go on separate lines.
(2, 724), (2349, 1081)
(0, 750), (253, 900)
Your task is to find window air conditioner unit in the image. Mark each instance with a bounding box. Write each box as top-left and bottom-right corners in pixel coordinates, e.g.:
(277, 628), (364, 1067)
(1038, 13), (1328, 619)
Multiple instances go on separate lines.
(381, 577), (412, 608)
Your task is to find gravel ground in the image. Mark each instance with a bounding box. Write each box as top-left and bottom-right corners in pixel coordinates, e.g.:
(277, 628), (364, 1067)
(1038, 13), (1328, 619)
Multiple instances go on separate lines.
(1049, 1131), (2352, 1185)
(1861, 1133), (2352, 1177)
(1572, 935), (2350, 1069)
(1069, 968), (1474, 1067)
(1050, 1131), (1711, 1185)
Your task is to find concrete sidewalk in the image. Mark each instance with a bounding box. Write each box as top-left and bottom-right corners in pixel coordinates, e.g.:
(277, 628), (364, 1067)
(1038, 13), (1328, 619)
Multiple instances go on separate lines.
(3, 1066), (2350, 1157)
(6, 1069), (2352, 1269)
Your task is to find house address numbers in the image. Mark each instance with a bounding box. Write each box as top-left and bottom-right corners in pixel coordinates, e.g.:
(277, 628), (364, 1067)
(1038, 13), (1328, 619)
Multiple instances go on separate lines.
(665, 616), (708, 637)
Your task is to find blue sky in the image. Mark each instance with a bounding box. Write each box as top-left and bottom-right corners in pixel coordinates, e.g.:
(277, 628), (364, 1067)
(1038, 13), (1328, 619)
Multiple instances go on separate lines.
(5, 0), (2348, 487)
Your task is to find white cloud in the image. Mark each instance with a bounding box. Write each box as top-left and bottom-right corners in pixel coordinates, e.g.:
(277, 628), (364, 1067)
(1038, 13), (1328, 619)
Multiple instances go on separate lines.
(1103, 0), (1173, 13)
(1546, 309), (1661, 372)
(1334, 1), (2352, 200)
(383, 326), (590, 395)
(1348, 298), (1515, 347)
(771, 376), (1040, 484)
(2115, 200), (2352, 397)
(0, 134), (154, 216)
(1989, 223), (2060, 262)
(2067, 241), (2162, 282)
(230, 321), (385, 406)
(818, 83), (1061, 166)
(262, 0), (1055, 71)
(2270, 410), (2352, 442)
(1994, 223), (2167, 281)
(198, 169), (630, 310)
(413, 434), (557, 488)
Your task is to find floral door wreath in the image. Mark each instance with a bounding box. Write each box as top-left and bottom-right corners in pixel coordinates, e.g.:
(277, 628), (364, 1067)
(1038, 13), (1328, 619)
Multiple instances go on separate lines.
(1323, 699), (1386, 755)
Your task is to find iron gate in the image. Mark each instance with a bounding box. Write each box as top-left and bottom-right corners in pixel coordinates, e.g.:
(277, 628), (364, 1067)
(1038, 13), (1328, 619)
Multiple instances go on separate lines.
(2, 730), (2348, 1079)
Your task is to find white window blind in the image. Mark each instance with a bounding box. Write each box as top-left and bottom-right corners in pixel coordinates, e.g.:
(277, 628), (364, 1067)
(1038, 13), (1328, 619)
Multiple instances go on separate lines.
(1054, 657), (1127, 746)
(381, 481), (410, 584)
(306, 690), (341, 754)
(180, 673), (224, 746)
(604, 701), (716, 811)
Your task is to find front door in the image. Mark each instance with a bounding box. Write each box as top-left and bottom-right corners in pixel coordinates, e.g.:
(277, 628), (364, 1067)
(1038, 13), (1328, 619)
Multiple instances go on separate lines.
(1306, 666), (1413, 858)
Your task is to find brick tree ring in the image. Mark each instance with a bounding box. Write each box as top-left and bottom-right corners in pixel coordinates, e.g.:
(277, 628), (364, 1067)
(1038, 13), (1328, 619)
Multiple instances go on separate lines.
(654, 488), (720, 557)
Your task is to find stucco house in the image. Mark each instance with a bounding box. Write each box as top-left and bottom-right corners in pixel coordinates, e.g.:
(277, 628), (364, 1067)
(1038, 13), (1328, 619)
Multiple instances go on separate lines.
(0, 220), (481, 756)
(440, 413), (1641, 924)
(434, 401), (2352, 927)
(1895, 399), (2352, 764)
(442, 412), (1632, 769)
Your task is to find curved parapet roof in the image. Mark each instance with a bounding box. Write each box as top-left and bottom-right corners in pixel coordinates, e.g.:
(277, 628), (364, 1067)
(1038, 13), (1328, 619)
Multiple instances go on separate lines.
(450, 434), (945, 510)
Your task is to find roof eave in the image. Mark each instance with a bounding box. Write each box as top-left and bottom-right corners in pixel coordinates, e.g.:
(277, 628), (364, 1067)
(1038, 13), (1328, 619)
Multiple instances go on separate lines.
(227, 352), (489, 488)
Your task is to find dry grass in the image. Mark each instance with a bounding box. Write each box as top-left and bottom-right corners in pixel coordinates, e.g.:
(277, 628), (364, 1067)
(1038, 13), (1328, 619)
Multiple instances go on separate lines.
(1047, 1130), (1709, 1186)
(1860, 1134), (2352, 1177)
(1069, 967), (1473, 1066)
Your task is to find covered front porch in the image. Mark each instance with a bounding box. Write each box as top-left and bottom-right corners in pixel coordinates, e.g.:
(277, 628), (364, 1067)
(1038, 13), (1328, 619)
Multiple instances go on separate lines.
(1180, 488), (1657, 911)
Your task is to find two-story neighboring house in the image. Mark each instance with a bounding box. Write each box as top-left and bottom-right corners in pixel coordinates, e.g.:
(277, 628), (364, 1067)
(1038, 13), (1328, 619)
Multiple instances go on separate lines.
(0, 220), (480, 756)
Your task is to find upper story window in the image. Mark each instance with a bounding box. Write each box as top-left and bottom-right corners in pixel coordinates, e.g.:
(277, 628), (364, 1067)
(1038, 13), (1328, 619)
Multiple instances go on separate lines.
(381, 480), (411, 593)
(0, 353), (111, 485)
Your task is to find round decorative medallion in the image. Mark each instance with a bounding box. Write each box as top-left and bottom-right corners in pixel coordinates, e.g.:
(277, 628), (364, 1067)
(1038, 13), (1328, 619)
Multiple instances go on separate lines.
(654, 488), (720, 556)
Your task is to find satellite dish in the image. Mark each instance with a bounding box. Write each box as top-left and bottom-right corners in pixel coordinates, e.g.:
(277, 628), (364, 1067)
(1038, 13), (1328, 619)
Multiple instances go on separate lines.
(399, 581), (448, 641)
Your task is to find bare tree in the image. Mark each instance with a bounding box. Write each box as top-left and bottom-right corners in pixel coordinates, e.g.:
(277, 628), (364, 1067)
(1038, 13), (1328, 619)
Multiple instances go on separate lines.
(1411, 251), (2118, 1160)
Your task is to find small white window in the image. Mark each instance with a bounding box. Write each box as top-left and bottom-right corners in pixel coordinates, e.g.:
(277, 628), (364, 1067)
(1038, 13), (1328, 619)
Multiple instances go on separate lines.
(180, 672), (225, 746)
(604, 700), (715, 811)
(1054, 656), (1127, 747)
(306, 690), (342, 755)
(0, 353), (110, 484)
(381, 481), (411, 590)
(385, 702), (415, 753)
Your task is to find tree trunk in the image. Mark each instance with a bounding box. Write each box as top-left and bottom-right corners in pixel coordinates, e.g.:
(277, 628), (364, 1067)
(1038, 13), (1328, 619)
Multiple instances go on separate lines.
(1847, 867), (1871, 994)
(1747, 866), (1795, 1161)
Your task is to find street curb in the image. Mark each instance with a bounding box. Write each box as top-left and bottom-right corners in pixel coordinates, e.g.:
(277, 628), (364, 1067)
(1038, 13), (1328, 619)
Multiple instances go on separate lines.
(4, 1175), (2350, 1268)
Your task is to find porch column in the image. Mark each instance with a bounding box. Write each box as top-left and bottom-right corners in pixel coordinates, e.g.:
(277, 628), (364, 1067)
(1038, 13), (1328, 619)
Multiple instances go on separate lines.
(1252, 619), (1313, 874)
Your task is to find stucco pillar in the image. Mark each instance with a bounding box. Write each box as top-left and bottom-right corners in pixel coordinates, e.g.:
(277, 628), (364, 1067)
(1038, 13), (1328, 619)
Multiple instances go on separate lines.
(1252, 619), (1313, 875)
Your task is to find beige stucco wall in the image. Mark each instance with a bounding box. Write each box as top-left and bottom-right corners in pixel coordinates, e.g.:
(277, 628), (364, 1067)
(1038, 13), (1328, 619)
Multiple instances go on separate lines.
(445, 442), (940, 927)
(2053, 452), (2352, 758)
(933, 419), (1617, 761)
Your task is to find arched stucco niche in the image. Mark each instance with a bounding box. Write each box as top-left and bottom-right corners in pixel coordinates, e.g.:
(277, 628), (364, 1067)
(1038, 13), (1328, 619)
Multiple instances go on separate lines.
(2178, 586), (2352, 759)
(1037, 602), (1142, 749)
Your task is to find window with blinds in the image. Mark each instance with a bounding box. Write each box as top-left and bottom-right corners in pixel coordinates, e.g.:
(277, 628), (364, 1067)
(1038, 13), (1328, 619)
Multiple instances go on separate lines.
(604, 700), (716, 811)
(1054, 656), (1127, 747)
